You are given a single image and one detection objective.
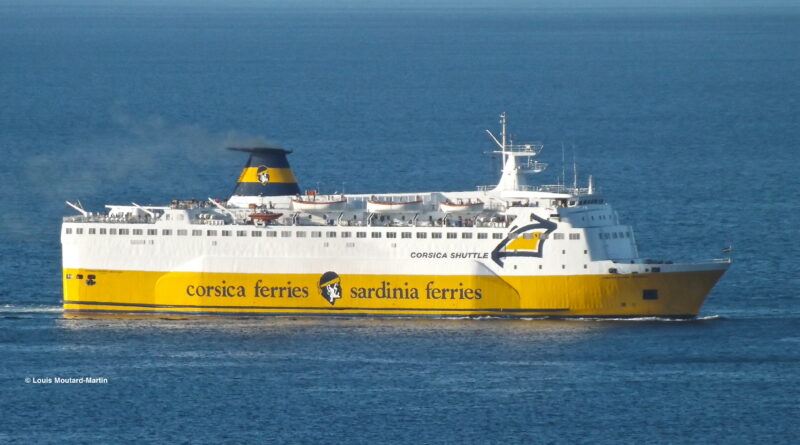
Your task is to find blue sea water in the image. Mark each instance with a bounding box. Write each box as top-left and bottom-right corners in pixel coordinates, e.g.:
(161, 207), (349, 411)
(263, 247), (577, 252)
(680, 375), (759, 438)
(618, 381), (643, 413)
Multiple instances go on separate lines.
(1, 2), (799, 443)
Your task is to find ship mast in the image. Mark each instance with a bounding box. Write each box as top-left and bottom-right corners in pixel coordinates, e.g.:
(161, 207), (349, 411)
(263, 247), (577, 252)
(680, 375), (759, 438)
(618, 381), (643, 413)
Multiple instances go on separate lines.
(501, 112), (507, 150)
(485, 113), (547, 192)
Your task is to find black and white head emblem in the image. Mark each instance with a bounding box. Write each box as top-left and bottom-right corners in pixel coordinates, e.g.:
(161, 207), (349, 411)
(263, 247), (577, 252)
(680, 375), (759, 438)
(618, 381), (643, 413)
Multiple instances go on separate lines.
(318, 271), (342, 305)
(256, 165), (271, 185)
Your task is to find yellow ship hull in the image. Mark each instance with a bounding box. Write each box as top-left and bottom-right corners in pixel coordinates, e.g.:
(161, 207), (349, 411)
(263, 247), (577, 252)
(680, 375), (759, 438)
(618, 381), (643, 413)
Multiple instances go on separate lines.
(62, 268), (726, 318)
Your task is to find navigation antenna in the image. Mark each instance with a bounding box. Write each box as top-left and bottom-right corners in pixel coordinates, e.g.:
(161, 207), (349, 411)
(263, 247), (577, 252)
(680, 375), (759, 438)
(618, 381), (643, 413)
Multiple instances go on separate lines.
(572, 144), (578, 191)
(501, 112), (507, 149)
(485, 112), (506, 151)
(560, 143), (566, 188)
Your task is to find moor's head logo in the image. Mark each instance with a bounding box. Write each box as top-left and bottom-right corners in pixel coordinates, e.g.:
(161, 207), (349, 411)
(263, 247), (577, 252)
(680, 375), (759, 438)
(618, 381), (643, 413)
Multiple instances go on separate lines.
(256, 165), (271, 185)
(318, 271), (342, 305)
(490, 214), (557, 266)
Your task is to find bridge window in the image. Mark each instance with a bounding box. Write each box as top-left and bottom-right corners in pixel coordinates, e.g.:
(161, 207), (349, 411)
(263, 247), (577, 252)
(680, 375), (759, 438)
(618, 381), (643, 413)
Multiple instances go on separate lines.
(133, 229), (143, 235)
(341, 232), (351, 238)
(417, 232), (427, 239)
(65, 228), (72, 234)
(193, 230), (202, 236)
(88, 228), (96, 235)
(266, 231), (277, 237)
(236, 230), (247, 237)
(371, 232), (381, 238)
(178, 230), (188, 236)
(206, 230), (218, 236)
(326, 231), (337, 238)
(447, 233), (457, 239)
(221, 230), (231, 237)
(76, 228), (83, 235)
(432, 232), (442, 239)
(296, 231), (306, 238)
(553, 233), (564, 240)
(569, 233), (580, 240)
(161, 229), (171, 236)
(386, 232), (397, 238)
(311, 231), (322, 238)
(356, 232), (366, 238)
(462, 233), (472, 239)
(478, 233), (487, 239)
(147, 229), (157, 235)
(402, 232), (412, 239)
(251, 231), (262, 237)
(100, 228), (107, 235)
(493, 233), (503, 239)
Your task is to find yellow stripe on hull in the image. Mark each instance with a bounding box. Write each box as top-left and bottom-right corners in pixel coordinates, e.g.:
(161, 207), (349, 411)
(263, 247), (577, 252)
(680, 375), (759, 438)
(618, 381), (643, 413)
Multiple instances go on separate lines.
(62, 268), (725, 317)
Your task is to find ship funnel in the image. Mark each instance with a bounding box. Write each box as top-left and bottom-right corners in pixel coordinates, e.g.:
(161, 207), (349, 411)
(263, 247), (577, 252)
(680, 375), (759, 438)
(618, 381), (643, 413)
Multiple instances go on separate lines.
(228, 147), (301, 197)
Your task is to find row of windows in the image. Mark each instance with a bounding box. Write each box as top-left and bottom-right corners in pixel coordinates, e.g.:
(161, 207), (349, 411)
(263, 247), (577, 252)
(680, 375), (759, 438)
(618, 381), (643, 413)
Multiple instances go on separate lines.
(65, 227), (508, 239)
(65, 227), (587, 241)
(599, 231), (631, 240)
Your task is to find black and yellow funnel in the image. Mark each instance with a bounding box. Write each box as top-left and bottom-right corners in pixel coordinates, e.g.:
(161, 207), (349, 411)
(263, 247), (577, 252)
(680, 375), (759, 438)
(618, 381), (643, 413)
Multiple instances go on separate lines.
(229, 147), (301, 197)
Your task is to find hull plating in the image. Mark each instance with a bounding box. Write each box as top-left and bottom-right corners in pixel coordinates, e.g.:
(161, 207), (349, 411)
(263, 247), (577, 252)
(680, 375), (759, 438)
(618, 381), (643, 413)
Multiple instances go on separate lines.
(62, 268), (725, 318)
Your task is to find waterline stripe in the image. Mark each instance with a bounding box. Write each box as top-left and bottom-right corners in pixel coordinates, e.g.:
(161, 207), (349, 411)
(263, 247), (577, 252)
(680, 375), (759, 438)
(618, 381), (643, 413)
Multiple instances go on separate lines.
(63, 300), (570, 313)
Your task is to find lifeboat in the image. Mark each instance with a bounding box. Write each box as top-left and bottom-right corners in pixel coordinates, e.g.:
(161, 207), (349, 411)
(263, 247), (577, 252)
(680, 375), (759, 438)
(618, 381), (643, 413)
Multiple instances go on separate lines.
(292, 196), (347, 211)
(248, 212), (283, 222)
(439, 199), (484, 213)
(366, 196), (423, 213)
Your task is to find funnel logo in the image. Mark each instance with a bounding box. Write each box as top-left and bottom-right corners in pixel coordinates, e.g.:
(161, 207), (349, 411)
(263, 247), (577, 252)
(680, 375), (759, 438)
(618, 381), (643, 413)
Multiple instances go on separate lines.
(256, 165), (271, 185)
(318, 271), (343, 305)
(490, 214), (557, 266)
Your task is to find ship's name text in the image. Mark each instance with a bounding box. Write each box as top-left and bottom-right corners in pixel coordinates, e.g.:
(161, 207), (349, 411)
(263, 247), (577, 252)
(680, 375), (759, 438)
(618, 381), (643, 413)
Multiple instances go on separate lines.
(350, 281), (482, 300)
(186, 280), (309, 298)
(410, 251), (489, 259)
(184, 280), (482, 300)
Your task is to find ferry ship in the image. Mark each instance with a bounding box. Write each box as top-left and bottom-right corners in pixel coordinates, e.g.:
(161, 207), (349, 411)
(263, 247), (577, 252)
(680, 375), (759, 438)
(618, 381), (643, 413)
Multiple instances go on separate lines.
(61, 114), (730, 318)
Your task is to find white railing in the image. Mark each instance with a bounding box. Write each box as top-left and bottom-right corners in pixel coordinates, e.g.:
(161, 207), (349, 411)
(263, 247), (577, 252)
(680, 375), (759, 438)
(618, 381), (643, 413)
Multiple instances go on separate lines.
(63, 215), (153, 224)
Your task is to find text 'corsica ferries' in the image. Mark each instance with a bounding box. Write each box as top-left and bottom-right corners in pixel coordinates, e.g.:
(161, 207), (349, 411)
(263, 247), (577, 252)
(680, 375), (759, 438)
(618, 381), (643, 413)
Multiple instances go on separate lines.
(61, 114), (730, 318)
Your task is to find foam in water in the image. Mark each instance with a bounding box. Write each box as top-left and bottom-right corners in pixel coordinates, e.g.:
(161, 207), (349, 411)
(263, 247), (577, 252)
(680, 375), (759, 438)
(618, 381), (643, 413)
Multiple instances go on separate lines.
(0, 304), (62, 314)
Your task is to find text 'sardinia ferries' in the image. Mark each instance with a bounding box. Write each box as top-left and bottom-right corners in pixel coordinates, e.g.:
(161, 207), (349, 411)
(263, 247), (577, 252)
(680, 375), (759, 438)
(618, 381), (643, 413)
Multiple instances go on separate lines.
(61, 114), (730, 318)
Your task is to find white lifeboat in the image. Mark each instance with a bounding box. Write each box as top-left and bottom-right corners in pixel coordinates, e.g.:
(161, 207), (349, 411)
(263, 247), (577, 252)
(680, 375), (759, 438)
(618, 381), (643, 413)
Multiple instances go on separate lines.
(292, 190), (347, 211)
(439, 199), (484, 213)
(366, 196), (423, 213)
